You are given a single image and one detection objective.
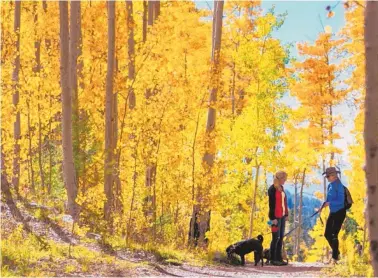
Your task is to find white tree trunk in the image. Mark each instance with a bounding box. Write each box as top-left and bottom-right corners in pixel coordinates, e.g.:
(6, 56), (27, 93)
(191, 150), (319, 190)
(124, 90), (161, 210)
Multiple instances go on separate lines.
(148, 1), (154, 26)
(297, 168), (306, 260)
(203, 0), (224, 167)
(70, 0), (82, 187)
(104, 0), (116, 222)
(126, 0), (135, 109)
(249, 164), (260, 238)
(142, 0), (147, 42)
(12, 1), (21, 194)
(364, 2), (378, 275)
(189, 0), (224, 247)
(59, 1), (78, 217)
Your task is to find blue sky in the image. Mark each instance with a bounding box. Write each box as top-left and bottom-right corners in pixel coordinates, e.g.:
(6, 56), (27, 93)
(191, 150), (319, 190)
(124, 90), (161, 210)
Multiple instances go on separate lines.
(259, 1), (354, 192)
(261, 1), (345, 52)
(195, 1), (355, 193)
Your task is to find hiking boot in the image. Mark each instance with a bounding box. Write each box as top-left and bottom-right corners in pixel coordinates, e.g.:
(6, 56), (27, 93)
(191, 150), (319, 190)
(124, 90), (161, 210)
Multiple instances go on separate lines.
(325, 257), (338, 265)
(271, 260), (285, 266)
(276, 257), (288, 266)
(333, 252), (340, 261)
(279, 260), (288, 265)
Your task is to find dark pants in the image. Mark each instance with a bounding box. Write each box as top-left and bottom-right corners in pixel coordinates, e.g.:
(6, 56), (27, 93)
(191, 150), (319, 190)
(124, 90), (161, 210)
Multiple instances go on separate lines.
(324, 208), (346, 260)
(270, 217), (285, 261)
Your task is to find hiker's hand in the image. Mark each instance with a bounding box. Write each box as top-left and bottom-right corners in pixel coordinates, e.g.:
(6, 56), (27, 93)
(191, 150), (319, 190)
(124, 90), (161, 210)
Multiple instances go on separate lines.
(319, 202), (329, 212)
(272, 219), (278, 226)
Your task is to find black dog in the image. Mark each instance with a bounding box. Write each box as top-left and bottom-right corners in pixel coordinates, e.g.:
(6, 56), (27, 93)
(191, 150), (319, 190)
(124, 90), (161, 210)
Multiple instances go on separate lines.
(226, 235), (264, 266)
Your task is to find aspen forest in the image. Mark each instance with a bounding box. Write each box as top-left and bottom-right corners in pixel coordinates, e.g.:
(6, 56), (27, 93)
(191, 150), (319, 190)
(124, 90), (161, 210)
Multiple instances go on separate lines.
(1, 1), (378, 277)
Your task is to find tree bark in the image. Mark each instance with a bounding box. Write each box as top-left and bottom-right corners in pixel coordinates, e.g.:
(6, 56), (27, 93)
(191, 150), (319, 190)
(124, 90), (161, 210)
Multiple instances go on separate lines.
(249, 163), (260, 238)
(126, 144), (138, 246)
(143, 0), (161, 239)
(37, 109), (45, 190)
(12, 1), (21, 195)
(364, 2), (378, 274)
(231, 61), (236, 117)
(148, 1), (154, 26)
(43, 0), (53, 194)
(59, 1), (78, 217)
(70, 0), (82, 188)
(2, 153), (23, 222)
(104, 0), (116, 223)
(126, 0), (136, 109)
(154, 0), (160, 20)
(203, 0), (223, 167)
(26, 100), (35, 192)
(293, 173), (298, 259)
(297, 168), (306, 260)
(329, 106), (335, 164)
(142, 0), (147, 42)
(189, 0), (224, 247)
(32, 2), (45, 191)
(188, 112), (201, 246)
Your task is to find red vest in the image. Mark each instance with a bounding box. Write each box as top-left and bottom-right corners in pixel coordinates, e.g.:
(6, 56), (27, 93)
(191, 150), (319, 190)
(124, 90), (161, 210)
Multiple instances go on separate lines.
(274, 189), (288, 218)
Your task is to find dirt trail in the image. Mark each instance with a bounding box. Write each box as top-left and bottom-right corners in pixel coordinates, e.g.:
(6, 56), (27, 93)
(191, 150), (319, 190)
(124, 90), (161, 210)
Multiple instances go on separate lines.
(146, 261), (327, 277)
(1, 201), (328, 277)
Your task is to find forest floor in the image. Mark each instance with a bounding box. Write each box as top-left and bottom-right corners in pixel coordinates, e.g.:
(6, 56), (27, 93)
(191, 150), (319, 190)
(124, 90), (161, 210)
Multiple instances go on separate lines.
(1, 201), (330, 277)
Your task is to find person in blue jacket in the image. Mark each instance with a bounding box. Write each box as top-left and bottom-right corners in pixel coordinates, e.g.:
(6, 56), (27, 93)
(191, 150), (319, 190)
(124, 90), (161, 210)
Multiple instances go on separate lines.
(320, 167), (346, 263)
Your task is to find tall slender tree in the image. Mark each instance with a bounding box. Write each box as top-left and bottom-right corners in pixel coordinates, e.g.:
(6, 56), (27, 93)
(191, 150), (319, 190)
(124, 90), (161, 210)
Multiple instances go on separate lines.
(364, 2), (378, 275)
(32, 2), (45, 191)
(125, 0), (136, 245)
(104, 0), (116, 223)
(142, 0), (148, 42)
(12, 1), (21, 196)
(60, 1), (78, 217)
(189, 0), (224, 247)
(70, 0), (82, 188)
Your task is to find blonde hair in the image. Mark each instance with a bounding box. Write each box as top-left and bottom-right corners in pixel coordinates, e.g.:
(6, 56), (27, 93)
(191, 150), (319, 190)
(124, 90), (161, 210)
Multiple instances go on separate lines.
(273, 171), (288, 189)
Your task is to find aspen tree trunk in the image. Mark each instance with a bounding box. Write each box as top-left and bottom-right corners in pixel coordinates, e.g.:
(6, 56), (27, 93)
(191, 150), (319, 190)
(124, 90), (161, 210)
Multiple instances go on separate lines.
(142, 0), (147, 42)
(26, 100), (35, 191)
(124, 0), (136, 244)
(70, 1), (82, 188)
(59, 1), (78, 217)
(29, 3), (38, 193)
(33, 3), (45, 191)
(12, 1), (21, 195)
(189, 0), (224, 247)
(249, 163), (260, 238)
(144, 0), (160, 240)
(42, 1), (53, 194)
(104, 0), (116, 223)
(364, 2), (378, 275)
(297, 168), (306, 260)
(126, 0), (135, 110)
(293, 173), (298, 259)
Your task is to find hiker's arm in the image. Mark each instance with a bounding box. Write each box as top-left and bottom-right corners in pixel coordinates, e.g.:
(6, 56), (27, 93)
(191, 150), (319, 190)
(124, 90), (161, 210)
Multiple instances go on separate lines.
(326, 184), (336, 203)
(284, 194), (289, 218)
(268, 187), (276, 221)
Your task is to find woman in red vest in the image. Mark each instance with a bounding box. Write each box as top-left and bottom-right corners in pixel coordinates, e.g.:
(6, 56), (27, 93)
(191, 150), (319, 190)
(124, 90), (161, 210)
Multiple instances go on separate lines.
(268, 171), (289, 266)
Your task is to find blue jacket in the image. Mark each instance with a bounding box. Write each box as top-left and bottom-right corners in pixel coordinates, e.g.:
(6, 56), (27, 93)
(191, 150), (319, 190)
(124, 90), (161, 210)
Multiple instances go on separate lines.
(326, 178), (345, 213)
